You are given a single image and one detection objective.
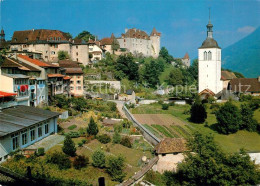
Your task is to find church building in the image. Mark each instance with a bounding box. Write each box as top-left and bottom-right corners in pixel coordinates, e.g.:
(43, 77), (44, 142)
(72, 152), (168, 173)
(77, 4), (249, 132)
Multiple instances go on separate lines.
(198, 15), (223, 96)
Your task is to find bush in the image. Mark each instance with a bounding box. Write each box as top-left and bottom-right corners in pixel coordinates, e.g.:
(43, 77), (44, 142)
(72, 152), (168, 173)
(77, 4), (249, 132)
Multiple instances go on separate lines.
(37, 148), (45, 156)
(158, 100), (163, 105)
(92, 150), (106, 168)
(249, 99), (260, 111)
(97, 134), (111, 144)
(241, 103), (258, 132)
(87, 117), (99, 136)
(73, 155), (89, 169)
(13, 154), (25, 161)
(240, 94), (253, 102)
(190, 98), (207, 123)
(78, 142), (83, 147)
(162, 104), (169, 110)
(62, 135), (76, 157)
(82, 139), (87, 144)
(68, 125), (77, 130)
(66, 131), (80, 138)
(107, 102), (117, 111)
(113, 132), (121, 144)
(106, 155), (126, 182)
(216, 101), (241, 134)
(46, 151), (71, 169)
(121, 120), (132, 128)
(120, 136), (132, 148)
(114, 123), (123, 133)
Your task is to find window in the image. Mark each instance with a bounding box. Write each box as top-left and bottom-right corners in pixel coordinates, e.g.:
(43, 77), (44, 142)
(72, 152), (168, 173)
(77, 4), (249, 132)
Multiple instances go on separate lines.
(76, 58), (78, 62)
(51, 51), (55, 55)
(22, 132), (27, 145)
(89, 48), (93, 51)
(76, 52), (78, 56)
(76, 46), (78, 49)
(77, 86), (82, 90)
(204, 51), (207, 60)
(70, 86), (74, 90)
(45, 124), (49, 134)
(77, 80), (81, 84)
(36, 37), (40, 41)
(11, 133), (19, 150)
(70, 80), (74, 84)
(54, 44), (58, 48)
(30, 128), (35, 141)
(208, 51), (212, 60)
(38, 126), (42, 137)
(25, 38), (28, 42)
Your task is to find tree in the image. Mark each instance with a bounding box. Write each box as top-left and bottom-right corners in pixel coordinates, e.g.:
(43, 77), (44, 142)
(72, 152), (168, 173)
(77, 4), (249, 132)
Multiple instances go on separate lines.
(142, 60), (162, 88)
(62, 135), (76, 157)
(64, 32), (73, 39)
(45, 151), (71, 169)
(168, 68), (183, 86)
(120, 136), (132, 148)
(190, 97), (207, 123)
(87, 117), (99, 136)
(111, 38), (120, 54)
(75, 30), (95, 42)
(115, 54), (139, 81)
(71, 97), (87, 111)
(73, 155), (89, 169)
(164, 132), (260, 185)
(216, 101), (241, 134)
(58, 51), (69, 60)
(113, 132), (121, 144)
(106, 155), (126, 182)
(92, 150), (106, 168)
(240, 103), (258, 132)
(159, 47), (173, 63)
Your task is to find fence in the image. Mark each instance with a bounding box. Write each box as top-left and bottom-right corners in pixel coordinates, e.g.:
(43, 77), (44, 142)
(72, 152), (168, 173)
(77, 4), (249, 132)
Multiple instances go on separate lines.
(122, 105), (160, 146)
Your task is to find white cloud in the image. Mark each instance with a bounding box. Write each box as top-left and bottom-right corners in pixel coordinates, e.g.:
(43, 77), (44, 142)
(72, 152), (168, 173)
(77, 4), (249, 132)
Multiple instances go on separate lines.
(237, 26), (256, 34)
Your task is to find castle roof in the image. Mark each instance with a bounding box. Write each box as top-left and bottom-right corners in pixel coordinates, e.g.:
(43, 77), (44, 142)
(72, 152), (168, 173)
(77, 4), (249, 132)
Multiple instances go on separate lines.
(122, 28), (149, 39)
(183, 52), (190, 59)
(58, 60), (83, 74)
(1, 57), (40, 72)
(150, 27), (161, 36)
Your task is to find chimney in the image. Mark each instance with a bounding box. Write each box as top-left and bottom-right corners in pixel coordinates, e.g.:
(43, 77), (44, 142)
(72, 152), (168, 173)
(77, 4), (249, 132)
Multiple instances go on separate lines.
(125, 28), (128, 33)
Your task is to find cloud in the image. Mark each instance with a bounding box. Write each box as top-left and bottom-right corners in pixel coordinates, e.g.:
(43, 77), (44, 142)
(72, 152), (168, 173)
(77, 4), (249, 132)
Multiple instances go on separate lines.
(237, 26), (256, 34)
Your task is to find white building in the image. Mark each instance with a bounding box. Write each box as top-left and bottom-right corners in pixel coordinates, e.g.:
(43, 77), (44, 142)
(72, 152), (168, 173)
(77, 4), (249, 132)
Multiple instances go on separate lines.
(198, 18), (223, 95)
(117, 28), (161, 58)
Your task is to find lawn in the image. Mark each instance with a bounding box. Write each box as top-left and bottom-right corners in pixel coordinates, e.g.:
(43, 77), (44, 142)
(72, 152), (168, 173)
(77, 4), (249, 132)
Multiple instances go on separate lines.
(131, 102), (260, 153)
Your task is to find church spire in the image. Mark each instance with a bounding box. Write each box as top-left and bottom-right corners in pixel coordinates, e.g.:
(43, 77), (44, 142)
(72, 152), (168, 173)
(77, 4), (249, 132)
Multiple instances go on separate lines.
(206, 8), (213, 38)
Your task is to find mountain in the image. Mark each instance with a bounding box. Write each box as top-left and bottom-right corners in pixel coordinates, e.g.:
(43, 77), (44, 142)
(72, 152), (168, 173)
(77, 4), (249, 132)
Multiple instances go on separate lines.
(222, 27), (260, 78)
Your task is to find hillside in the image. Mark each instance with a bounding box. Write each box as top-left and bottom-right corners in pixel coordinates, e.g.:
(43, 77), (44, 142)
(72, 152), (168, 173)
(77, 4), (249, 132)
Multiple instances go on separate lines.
(222, 27), (260, 78)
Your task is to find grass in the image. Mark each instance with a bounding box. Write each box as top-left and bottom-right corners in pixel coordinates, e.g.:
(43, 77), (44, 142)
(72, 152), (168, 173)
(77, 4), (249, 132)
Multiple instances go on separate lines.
(68, 124), (77, 130)
(151, 124), (174, 138)
(143, 124), (163, 138)
(131, 102), (260, 153)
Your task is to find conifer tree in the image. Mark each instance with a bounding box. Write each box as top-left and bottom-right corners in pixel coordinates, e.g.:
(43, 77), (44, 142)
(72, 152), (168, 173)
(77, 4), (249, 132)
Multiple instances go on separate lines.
(62, 135), (76, 157)
(87, 117), (99, 136)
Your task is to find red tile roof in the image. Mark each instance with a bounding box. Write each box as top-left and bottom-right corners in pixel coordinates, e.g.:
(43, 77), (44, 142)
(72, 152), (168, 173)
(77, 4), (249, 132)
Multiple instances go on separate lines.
(229, 78), (260, 93)
(183, 52), (190, 59)
(123, 28), (149, 39)
(199, 89), (215, 96)
(18, 55), (57, 67)
(150, 27), (161, 36)
(0, 91), (17, 97)
(63, 76), (71, 80)
(154, 138), (188, 154)
(47, 74), (64, 78)
(100, 37), (113, 45)
(221, 71), (236, 81)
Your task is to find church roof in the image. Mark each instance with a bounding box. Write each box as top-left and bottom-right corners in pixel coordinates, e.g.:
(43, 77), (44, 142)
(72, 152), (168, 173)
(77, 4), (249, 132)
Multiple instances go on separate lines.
(199, 37), (221, 49)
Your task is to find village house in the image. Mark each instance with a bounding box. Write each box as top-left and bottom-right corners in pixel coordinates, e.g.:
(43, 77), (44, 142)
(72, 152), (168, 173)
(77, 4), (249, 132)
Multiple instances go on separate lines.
(9, 29), (89, 65)
(0, 92), (59, 162)
(154, 138), (188, 173)
(221, 71), (237, 89)
(88, 39), (105, 62)
(100, 34), (115, 54)
(228, 77), (260, 96)
(58, 60), (84, 96)
(118, 89), (136, 103)
(181, 53), (191, 67)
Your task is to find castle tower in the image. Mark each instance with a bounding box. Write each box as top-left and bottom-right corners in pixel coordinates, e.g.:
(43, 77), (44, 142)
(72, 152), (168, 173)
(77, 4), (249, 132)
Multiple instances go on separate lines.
(198, 12), (223, 94)
(150, 28), (161, 58)
(0, 27), (5, 42)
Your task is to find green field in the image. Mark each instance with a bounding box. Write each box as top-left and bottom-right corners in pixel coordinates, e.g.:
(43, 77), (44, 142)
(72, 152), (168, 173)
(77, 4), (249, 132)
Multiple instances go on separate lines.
(131, 103), (260, 153)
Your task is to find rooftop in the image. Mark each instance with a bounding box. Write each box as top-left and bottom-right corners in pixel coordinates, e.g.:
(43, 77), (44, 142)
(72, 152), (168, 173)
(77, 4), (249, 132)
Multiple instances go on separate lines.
(229, 78), (260, 93)
(154, 138), (188, 154)
(1, 57), (40, 72)
(18, 55), (57, 68)
(221, 71), (237, 80)
(0, 91), (17, 98)
(199, 37), (221, 49)
(0, 105), (60, 137)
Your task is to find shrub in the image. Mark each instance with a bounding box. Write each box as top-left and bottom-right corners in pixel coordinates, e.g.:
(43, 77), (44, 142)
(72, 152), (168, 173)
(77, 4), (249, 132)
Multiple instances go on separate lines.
(106, 155), (126, 182)
(66, 131), (80, 138)
(114, 123), (123, 133)
(240, 94), (253, 102)
(107, 102), (117, 111)
(216, 101), (241, 134)
(13, 154), (25, 161)
(249, 99), (260, 111)
(68, 125), (77, 130)
(240, 104), (258, 132)
(162, 104), (169, 110)
(190, 98), (207, 123)
(82, 139), (87, 144)
(62, 135), (76, 157)
(158, 100), (163, 105)
(121, 120), (132, 128)
(73, 155), (89, 169)
(78, 142), (83, 147)
(92, 150), (106, 168)
(37, 148), (45, 156)
(113, 132), (121, 144)
(87, 117), (99, 136)
(45, 151), (71, 169)
(97, 134), (111, 144)
(168, 101), (175, 106)
(120, 136), (132, 148)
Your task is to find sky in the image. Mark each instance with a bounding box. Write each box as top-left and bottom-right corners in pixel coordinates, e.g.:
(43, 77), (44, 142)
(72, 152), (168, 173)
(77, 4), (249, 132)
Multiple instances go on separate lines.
(0, 0), (259, 59)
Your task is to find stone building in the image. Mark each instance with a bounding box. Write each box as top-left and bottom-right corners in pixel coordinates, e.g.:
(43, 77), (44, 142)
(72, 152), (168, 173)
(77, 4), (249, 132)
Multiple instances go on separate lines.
(182, 53), (190, 67)
(116, 28), (161, 58)
(10, 29), (89, 65)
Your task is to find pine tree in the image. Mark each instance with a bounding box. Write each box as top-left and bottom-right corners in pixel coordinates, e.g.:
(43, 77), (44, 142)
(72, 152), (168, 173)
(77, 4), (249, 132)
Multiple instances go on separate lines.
(62, 135), (76, 157)
(190, 97), (207, 123)
(87, 117), (99, 136)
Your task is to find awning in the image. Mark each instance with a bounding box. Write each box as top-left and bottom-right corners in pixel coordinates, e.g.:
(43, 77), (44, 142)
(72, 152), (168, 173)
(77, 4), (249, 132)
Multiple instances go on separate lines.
(0, 91), (17, 97)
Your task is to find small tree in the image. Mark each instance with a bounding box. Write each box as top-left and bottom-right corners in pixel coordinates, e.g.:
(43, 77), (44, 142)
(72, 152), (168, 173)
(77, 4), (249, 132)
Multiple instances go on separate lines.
(73, 155), (89, 169)
(45, 151), (71, 169)
(92, 150), (106, 168)
(106, 155), (126, 182)
(162, 104), (169, 110)
(87, 117), (99, 136)
(97, 134), (111, 144)
(120, 136), (132, 148)
(113, 132), (121, 144)
(62, 135), (76, 157)
(216, 101), (241, 134)
(240, 104), (258, 132)
(190, 97), (207, 123)
(58, 51), (69, 60)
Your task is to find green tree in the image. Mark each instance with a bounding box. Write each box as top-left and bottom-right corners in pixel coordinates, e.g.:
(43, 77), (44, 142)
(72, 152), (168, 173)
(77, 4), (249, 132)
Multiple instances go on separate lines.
(65, 32), (73, 39)
(216, 101), (241, 134)
(111, 38), (120, 54)
(71, 97), (87, 111)
(190, 97), (207, 123)
(75, 30), (95, 42)
(113, 132), (121, 144)
(87, 117), (99, 136)
(164, 132), (260, 185)
(120, 136), (132, 148)
(106, 155), (126, 182)
(159, 47), (173, 63)
(46, 151), (71, 169)
(73, 155), (89, 169)
(142, 60), (162, 88)
(58, 51), (69, 60)
(92, 150), (106, 168)
(240, 103), (258, 132)
(62, 135), (76, 157)
(168, 68), (183, 86)
(115, 54), (139, 81)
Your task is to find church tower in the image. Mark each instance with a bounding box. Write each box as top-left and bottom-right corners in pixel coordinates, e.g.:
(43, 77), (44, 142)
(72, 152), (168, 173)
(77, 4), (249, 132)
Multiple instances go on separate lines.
(198, 12), (223, 94)
(0, 28), (5, 42)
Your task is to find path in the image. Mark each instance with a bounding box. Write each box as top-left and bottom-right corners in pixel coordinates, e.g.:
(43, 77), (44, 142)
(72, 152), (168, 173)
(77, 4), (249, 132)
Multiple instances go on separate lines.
(109, 100), (127, 118)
